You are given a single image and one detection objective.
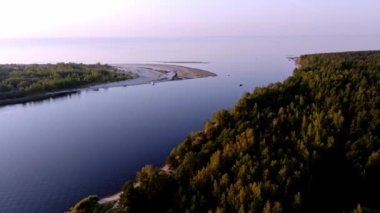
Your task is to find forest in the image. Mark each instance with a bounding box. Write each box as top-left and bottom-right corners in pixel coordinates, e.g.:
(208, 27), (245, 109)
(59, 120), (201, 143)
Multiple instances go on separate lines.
(70, 51), (380, 213)
(0, 63), (132, 104)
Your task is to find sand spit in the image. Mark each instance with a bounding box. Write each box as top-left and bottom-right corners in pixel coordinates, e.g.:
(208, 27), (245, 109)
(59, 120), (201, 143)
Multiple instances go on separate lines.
(89, 64), (216, 89)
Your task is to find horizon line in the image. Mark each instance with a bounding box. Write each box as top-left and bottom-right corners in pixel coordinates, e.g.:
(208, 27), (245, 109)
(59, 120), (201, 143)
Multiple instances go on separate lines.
(1, 34), (380, 40)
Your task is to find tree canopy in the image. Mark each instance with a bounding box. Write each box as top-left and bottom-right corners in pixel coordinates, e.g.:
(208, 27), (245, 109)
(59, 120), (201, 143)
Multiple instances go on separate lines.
(0, 63), (132, 104)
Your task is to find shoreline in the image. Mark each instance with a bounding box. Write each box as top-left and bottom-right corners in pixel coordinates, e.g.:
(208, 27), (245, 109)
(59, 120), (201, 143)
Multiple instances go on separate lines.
(0, 64), (216, 107)
(97, 164), (173, 205)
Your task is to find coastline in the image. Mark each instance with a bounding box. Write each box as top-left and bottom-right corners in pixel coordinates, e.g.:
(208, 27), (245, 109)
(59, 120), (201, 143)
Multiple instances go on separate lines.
(0, 64), (216, 107)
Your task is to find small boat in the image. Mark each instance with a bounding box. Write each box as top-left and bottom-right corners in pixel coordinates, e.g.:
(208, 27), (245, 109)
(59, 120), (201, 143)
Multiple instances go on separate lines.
(239, 84), (243, 87)
(151, 81), (155, 85)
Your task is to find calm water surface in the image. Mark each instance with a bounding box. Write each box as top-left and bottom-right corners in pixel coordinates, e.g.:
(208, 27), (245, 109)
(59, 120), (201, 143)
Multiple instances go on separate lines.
(0, 36), (379, 212)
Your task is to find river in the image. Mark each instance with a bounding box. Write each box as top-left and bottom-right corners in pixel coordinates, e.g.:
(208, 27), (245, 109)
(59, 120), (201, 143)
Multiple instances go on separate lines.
(0, 36), (379, 212)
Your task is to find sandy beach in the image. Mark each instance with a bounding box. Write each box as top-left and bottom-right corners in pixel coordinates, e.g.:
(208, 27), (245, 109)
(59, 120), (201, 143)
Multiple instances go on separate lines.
(98, 192), (122, 205)
(89, 64), (216, 90)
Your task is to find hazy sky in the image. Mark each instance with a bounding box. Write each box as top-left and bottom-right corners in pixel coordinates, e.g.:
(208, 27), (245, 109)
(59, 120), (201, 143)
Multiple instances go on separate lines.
(1, 0), (379, 38)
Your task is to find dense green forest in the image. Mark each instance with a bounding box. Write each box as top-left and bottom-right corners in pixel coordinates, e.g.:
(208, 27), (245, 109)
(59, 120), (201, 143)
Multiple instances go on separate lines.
(0, 63), (132, 104)
(70, 51), (380, 213)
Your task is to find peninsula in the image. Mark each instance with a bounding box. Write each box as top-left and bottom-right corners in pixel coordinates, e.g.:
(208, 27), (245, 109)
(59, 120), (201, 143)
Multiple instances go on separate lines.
(0, 63), (216, 106)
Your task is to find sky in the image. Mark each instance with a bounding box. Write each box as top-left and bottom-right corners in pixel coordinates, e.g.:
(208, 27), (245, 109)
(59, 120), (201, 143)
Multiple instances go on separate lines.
(1, 0), (379, 38)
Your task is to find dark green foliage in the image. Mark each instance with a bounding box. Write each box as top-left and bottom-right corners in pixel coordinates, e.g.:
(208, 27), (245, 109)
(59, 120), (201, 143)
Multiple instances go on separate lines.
(118, 165), (177, 212)
(68, 195), (99, 213)
(72, 51), (380, 212)
(0, 63), (132, 102)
